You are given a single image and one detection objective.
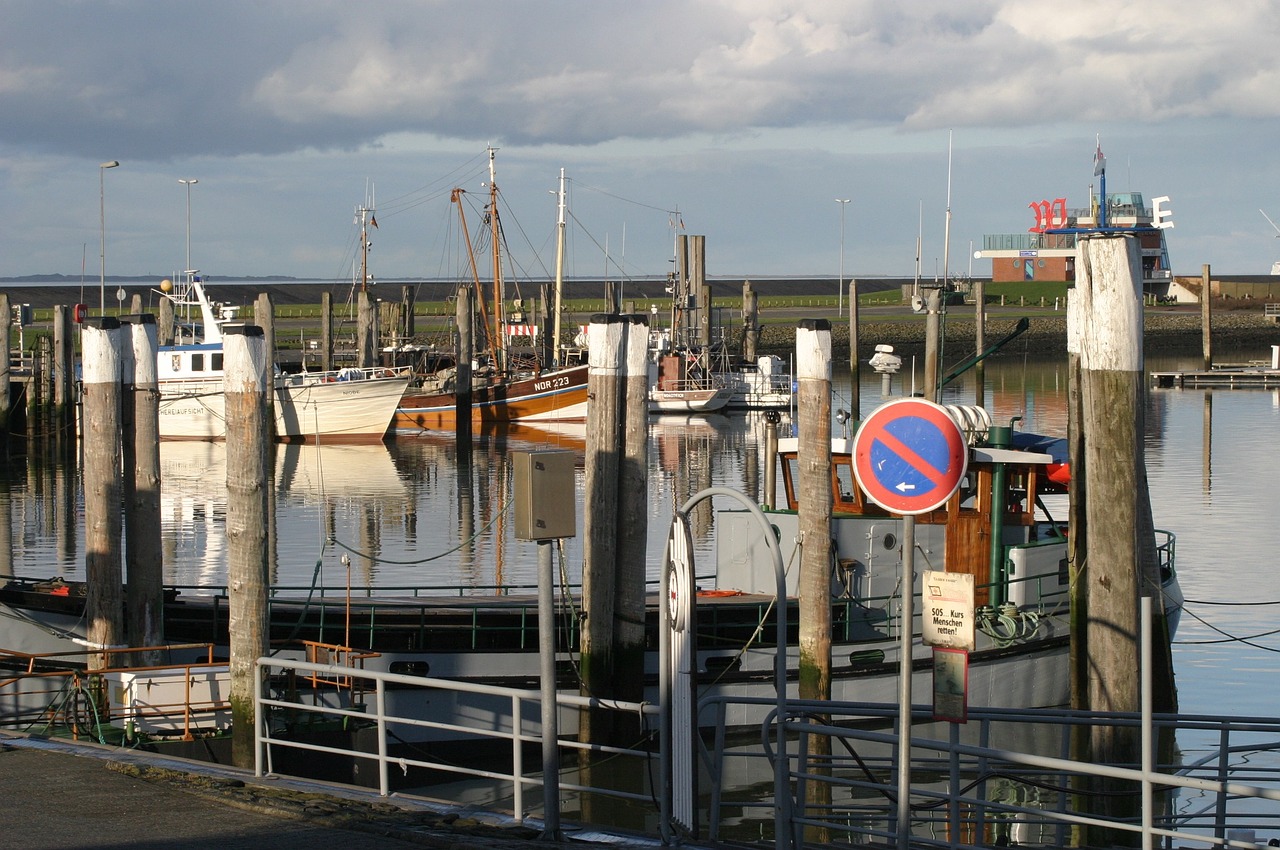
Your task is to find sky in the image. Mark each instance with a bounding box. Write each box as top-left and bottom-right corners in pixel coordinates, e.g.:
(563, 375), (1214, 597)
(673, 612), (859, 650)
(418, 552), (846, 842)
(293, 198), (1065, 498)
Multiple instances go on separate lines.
(5, 0), (1280, 287)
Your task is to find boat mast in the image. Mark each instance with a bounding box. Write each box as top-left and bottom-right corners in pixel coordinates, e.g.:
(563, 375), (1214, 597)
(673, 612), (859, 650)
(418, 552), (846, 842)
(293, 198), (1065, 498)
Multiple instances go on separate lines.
(453, 187), (499, 371)
(356, 183), (375, 293)
(553, 167), (566, 368)
(487, 147), (505, 374)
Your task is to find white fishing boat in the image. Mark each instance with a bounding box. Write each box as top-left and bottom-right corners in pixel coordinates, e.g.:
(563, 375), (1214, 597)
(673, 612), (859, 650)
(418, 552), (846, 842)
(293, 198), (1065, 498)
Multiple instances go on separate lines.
(156, 274), (407, 442)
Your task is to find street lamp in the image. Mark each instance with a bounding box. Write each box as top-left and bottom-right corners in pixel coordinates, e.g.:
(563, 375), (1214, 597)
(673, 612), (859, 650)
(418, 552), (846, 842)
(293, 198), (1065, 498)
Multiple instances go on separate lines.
(836, 198), (850, 318)
(99, 160), (120, 315)
(179, 179), (198, 277)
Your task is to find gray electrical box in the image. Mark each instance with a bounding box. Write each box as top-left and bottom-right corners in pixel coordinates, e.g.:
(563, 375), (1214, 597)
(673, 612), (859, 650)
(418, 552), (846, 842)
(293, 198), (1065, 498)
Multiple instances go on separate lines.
(513, 450), (577, 540)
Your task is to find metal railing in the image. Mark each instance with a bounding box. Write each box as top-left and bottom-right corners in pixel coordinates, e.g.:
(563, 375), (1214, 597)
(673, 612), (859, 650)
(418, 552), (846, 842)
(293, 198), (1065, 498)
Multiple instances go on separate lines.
(254, 656), (663, 827)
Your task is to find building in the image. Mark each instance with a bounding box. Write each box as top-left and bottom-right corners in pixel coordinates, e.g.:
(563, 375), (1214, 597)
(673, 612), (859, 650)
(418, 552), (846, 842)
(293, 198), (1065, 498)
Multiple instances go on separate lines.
(976, 147), (1177, 299)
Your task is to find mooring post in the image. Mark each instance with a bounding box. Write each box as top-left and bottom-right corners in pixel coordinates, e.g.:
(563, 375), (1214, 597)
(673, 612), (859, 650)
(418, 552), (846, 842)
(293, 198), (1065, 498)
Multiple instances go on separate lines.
(615, 314), (650, 708)
(0, 293), (10, 439)
(848, 278), (860, 418)
(224, 324), (270, 769)
(121, 315), (164, 664)
(742, 281), (759, 362)
(455, 285), (473, 447)
(923, 287), (941, 401)
(1071, 234), (1176, 841)
(974, 278), (987, 409)
(357, 290), (377, 368)
(81, 317), (124, 670)
(581, 314), (625, 752)
(52, 305), (76, 443)
(1201, 263), (1213, 370)
(796, 318), (833, 842)
(320, 291), (333, 372)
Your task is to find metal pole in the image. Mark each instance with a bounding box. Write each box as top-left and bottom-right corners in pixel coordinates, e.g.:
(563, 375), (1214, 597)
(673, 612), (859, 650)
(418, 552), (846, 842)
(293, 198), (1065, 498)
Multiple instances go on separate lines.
(180, 178), (198, 274)
(99, 160), (120, 315)
(896, 514), (915, 850)
(537, 538), (561, 840)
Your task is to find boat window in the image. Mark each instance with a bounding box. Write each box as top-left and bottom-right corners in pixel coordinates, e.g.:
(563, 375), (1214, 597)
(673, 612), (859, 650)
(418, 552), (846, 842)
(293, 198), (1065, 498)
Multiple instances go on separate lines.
(192, 353), (204, 372)
(212, 353), (223, 371)
(834, 459), (857, 505)
(170, 354), (182, 372)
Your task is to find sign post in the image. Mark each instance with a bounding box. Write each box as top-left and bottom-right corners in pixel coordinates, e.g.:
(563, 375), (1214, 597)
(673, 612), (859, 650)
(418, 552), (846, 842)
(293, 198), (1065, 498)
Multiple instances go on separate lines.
(851, 398), (968, 850)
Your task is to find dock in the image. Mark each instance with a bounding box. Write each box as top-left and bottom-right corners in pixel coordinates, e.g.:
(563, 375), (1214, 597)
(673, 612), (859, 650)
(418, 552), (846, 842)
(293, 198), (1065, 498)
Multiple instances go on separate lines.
(1152, 344), (1280, 388)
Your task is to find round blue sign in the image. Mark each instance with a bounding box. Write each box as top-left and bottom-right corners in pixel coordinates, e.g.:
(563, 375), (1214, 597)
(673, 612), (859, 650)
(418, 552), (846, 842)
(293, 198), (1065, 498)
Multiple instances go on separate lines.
(852, 398), (968, 515)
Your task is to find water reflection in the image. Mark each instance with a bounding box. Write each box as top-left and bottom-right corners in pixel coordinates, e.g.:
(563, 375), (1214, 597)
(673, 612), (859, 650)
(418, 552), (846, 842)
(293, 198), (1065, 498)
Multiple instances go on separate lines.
(3, 355), (1279, 728)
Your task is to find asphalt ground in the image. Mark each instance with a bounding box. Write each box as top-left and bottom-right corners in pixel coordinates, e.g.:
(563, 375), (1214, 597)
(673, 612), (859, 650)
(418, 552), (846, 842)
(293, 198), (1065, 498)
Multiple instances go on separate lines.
(0, 733), (658, 850)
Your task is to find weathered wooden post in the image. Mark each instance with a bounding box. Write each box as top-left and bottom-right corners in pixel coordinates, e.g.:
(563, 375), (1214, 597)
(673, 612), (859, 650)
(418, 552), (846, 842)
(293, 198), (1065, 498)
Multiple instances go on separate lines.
(1201, 263), (1213, 369)
(797, 318), (833, 837)
(121, 315), (163, 663)
(923, 287), (941, 401)
(1070, 234), (1177, 840)
(691, 235), (710, 348)
(455, 286), (473, 447)
(615, 314), (650, 709)
(223, 324), (270, 768)
(254, 293), (275, 367)
(973, 278), (986, 408)
(157, 294), (175, 346)
(52, 305), (76, 443)
(81, 317), (124, 670)
(848, 278), (861, 419)
(357, 290), (377, 368)
(401, 284), (415, 343)
(0, 293), (9, 439)
(742, 280), (759, 362)
(581, 314), (625, 748)
(320, 292), (333, 372)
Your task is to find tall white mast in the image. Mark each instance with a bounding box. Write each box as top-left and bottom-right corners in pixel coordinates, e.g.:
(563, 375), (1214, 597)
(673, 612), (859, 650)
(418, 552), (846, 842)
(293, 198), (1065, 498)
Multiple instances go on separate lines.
(552, 167), (566, 368)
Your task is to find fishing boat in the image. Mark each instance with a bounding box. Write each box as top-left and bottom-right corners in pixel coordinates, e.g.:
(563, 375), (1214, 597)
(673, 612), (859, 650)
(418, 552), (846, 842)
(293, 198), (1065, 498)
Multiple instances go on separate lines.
(0, 403), (1181, 743)
(156, 274), (407, 442)
(393, 152), (589, 432)
(648, 352), (734, 412)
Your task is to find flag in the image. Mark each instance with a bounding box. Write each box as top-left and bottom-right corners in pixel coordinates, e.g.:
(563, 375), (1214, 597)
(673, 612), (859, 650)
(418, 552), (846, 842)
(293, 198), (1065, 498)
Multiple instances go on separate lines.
(1093, 140), (1106, 177)
(370, 215), (378, 228)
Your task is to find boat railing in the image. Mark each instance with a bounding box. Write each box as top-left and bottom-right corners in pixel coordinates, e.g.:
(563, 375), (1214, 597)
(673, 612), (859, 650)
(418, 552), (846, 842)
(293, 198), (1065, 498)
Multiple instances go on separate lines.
(0, 644), (226, 743)
(283, 365), (405, 384)
(255, 655), (662, 829)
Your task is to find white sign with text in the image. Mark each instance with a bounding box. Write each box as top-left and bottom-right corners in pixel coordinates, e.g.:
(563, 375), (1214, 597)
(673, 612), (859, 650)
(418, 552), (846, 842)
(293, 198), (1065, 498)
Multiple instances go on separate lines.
(922, 570), (975, 651)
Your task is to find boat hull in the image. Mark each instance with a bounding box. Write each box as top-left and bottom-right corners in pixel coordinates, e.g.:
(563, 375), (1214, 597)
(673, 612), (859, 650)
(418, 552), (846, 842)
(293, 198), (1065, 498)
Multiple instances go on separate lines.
(158, 375), (408, 442)
(394, 364), (590, 431)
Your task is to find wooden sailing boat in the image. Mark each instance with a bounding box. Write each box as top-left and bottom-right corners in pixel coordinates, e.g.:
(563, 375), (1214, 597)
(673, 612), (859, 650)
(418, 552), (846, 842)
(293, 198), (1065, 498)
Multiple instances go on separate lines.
(394, 151), (589, 431)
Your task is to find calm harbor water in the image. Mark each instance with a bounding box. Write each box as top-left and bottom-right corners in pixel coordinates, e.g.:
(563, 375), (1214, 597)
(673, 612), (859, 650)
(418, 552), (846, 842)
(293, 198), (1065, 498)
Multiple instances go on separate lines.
(2, 350), (1279, 728)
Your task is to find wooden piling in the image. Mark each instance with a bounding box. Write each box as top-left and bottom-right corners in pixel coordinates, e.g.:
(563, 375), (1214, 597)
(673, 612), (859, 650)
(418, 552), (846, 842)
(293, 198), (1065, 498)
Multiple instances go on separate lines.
(1201, 263), (1212, 370)
(796, 318), (833, 838)
(401, 285), (415, 342)
(455, 286), (473, 446)
(615, 314), (650, 707)
(581, 314), (625, 746)
(923, 288), (941, 401)
(0, 293), (9, 438)
(847, 279), (860, 418)
(1071, 235), (1176, 839)
(52, 305), (75, 443)
(158, 295), (175, 346)
(223, 324), (271, 768)
(357, 290), (377, 368)
(81, 317), (124, 670)
(320, 292), (333, 372)
(742, 281), (759, 362)
(121, 315), (164, 664)
(974, 278), (986, 408)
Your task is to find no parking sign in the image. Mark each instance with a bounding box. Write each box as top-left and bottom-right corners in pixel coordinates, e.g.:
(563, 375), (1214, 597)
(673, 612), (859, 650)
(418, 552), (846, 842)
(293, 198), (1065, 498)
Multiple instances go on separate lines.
(851, 398), (968, 515)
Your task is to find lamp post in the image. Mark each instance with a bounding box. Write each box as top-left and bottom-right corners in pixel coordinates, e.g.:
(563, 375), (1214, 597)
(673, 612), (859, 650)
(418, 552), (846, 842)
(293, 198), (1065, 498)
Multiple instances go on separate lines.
(836, 198), (850, 318)
(99, 160), (120, 315)
(179, 179), (198, 276)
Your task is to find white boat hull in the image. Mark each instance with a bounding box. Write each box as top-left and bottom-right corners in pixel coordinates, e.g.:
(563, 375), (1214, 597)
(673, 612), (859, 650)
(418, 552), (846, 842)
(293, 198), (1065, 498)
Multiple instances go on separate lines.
(158, 374), (408, 442)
